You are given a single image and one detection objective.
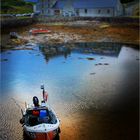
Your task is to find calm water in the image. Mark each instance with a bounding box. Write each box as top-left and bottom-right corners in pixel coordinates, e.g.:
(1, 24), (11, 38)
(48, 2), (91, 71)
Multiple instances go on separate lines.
(0, 42), (139, 140)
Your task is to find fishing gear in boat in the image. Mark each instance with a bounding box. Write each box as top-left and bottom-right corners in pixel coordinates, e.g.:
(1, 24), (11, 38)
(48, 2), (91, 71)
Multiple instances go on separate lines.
(41, 85), (48, 102)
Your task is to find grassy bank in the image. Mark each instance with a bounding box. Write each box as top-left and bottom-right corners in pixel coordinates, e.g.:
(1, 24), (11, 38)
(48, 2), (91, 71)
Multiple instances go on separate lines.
(1, 0), (33, 14)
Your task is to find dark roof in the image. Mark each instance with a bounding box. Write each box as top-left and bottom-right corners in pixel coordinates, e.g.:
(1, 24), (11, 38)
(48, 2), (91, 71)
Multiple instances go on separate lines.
(53, 0), (118, 9)
(73, 0), (118, 8)
(53, 0), (65, 9)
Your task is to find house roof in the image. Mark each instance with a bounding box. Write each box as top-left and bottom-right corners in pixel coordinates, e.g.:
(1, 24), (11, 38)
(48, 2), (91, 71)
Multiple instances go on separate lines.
(73, 0), (118, 8)
(53, 0), (65, 9)
(53, 0), (118, 9)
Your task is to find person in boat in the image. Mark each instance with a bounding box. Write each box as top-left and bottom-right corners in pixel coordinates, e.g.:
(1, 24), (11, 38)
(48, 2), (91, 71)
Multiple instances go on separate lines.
(33, 96), (39, 107)
(33, 96), (47, 107)
(31, 96), (51, 123)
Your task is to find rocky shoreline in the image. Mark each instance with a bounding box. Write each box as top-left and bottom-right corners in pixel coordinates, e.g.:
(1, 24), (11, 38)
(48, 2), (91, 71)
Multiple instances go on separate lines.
(1, 20), (139, 51)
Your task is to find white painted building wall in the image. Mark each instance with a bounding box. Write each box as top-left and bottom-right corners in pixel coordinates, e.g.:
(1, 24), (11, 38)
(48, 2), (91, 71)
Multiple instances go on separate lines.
(114, 0), (124, 16)
(62, 0), (75, 13)
(35, 0), (123, 17)
(36, 0), (57, 15)
(76, 8), (114, 17)
(74, 0), (123, 17)
(33, 5), (37, 13)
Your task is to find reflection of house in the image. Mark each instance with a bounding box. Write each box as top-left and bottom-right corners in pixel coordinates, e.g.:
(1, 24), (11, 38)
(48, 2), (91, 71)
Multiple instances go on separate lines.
(75, 42), (122, 57)
(35, 0), (123, 17)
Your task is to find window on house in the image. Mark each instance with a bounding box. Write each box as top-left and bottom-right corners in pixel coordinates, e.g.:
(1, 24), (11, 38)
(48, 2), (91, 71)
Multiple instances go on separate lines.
(54, 10), (60, 15)
(107, 9), (110, 13)
(98, 10), (101, 14)
(85, 9), (87, 14)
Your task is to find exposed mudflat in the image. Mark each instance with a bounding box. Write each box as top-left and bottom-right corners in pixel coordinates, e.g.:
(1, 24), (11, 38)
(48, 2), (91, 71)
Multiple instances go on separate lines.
(1, 20), (139, 51)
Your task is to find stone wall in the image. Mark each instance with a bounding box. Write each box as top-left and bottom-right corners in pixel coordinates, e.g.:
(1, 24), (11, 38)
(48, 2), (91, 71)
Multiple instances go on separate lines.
(1, 18), (36, 28)
(35, 16), (139, 24)
(1, 16), (138, 29)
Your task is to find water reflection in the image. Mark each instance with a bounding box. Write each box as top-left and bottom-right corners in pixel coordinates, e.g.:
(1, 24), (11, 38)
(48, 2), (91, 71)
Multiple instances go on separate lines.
(40, 42), (122, 63)
(73, 42), (122, 57)
(0, 42), (139, 140)
(39, 44), (71, 62)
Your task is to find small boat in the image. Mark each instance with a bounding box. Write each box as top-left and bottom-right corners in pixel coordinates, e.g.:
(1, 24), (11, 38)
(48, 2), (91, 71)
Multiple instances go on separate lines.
(20, 85), (60, 140)
(29, 29), (51, 35)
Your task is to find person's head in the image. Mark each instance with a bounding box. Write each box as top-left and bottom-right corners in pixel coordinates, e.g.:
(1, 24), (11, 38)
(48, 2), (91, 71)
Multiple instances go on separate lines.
(33, 96), (39, 107)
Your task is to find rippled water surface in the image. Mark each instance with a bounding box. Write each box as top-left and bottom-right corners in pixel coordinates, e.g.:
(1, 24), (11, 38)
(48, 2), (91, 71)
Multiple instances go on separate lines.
(0, 43), (139, 140)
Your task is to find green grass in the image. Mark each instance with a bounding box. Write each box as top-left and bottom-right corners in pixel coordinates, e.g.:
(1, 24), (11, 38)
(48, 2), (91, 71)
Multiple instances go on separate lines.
(16, 16), (32, 19)
(1, 0), (33, 14)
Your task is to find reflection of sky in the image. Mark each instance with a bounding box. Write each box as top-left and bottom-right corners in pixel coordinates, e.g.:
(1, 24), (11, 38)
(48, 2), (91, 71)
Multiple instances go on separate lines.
(1, 44), (139, 114)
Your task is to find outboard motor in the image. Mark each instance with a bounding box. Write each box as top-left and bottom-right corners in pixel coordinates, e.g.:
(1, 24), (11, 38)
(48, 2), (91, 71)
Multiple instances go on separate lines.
(33, 96), (39, 107)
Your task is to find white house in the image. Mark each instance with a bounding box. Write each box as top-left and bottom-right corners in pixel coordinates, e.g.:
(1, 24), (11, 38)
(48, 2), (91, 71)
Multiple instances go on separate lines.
(35, 0), (123, 17)
(73, 0), (123, 17)
(35, 0), (57, 15)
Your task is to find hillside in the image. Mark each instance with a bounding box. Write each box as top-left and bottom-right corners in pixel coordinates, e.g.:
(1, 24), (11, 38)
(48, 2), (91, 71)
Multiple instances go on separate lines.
(1, 0), (33, 14)
(121, 0), (138, 3)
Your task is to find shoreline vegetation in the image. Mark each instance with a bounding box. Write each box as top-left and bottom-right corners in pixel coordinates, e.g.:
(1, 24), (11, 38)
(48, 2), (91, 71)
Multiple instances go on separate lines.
(1, 0), (33, 14)
(1, 17), (139, 51)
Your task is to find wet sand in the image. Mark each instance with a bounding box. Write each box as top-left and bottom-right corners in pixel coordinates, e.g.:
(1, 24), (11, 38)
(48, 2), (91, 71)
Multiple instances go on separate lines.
(60, 78), (139, 140)
(61, 109), (138, 140)
(1, 95), (138, 140)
